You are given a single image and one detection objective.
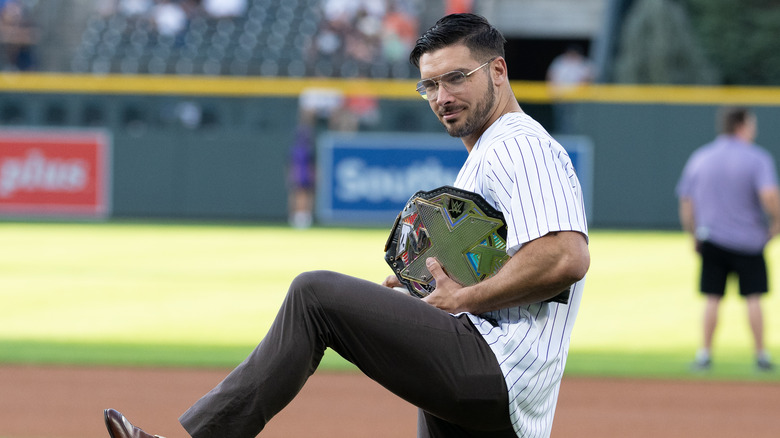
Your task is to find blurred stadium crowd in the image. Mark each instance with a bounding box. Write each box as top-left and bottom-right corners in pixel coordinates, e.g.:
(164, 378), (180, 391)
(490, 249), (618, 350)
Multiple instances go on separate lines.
(74, 0), (428, 78)
(0, 0), (476, 78)
(1, 0), (778, 88)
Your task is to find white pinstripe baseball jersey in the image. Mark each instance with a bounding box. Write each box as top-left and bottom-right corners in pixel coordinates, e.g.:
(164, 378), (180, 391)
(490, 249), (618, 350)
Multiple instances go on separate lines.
(453, 111), (588, 437)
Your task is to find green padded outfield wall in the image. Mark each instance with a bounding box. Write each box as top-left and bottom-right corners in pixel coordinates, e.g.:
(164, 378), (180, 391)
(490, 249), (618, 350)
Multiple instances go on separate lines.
(1, 74), (779, 228)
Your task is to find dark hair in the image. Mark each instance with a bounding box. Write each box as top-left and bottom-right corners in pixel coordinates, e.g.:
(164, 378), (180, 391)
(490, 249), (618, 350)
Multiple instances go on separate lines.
(409, 13), (506, 69)
(718, 107), (753, 134)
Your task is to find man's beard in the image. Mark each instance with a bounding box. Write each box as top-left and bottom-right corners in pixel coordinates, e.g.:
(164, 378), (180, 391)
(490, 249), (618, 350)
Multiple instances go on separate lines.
(441, 76), (495, 138)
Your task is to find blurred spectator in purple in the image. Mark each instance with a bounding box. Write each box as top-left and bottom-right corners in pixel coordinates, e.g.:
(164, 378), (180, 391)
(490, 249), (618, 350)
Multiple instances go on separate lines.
(0, 0), (37, 71)
(288, 86), (370, 227)
(287, 101), (320, 229)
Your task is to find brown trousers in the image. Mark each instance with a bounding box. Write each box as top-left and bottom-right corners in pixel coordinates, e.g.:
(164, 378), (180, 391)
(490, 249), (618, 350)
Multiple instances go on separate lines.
(179, 270), (515, 437)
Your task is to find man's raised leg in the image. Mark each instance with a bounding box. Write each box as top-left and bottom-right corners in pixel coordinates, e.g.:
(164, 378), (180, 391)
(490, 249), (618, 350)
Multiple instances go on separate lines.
(179, 270), (510, 437)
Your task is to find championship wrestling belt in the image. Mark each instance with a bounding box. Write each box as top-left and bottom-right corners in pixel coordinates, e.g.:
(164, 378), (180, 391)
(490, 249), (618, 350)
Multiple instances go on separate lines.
(384, 186), (569, 304)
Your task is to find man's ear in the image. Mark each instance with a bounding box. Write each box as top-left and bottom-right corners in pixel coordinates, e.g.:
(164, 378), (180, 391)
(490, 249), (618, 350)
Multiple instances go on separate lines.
(491, 57), (509, 86)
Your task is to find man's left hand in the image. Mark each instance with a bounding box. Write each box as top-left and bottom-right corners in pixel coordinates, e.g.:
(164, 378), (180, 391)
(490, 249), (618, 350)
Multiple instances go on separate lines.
(422, 257), (466, 312)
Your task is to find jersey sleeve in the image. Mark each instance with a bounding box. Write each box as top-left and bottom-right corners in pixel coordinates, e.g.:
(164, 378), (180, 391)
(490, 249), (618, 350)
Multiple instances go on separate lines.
(484, 135), (588, 254)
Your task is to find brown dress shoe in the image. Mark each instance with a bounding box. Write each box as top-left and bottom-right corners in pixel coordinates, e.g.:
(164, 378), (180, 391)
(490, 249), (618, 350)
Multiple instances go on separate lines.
(104, 409), (165, 438)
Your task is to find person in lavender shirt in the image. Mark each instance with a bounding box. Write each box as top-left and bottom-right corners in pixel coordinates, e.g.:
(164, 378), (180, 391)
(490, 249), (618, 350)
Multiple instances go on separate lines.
(677, 106), (780, 371)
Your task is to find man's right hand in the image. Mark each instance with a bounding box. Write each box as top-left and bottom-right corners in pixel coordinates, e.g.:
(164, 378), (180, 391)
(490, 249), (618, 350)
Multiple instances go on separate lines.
(382, 275), (402, 289)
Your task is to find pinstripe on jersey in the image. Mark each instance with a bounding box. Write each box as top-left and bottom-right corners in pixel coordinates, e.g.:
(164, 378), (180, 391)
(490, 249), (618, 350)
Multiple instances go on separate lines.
(453, 111), (588, 437)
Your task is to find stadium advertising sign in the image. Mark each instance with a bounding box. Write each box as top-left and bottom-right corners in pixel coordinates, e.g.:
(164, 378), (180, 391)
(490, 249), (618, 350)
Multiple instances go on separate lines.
(555, 134), (594, 222)
(0, 129), (111, 218)
(316, 133), (467, 226)
(316, 132), (593, 226)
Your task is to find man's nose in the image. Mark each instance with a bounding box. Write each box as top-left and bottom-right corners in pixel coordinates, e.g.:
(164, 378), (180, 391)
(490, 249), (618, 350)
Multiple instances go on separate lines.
(435, 84), (455, 104)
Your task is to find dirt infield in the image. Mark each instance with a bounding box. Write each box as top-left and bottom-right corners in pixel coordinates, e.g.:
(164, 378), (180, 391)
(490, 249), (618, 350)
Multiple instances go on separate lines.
(1, 364), (778, 438)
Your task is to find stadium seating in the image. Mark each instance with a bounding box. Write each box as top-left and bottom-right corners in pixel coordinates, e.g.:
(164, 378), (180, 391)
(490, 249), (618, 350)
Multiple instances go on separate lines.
(70, 0), (421, 79)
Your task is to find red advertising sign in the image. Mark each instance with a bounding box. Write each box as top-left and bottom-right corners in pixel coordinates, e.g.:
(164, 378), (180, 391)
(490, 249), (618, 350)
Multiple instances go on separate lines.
(0, 129), (111, 218)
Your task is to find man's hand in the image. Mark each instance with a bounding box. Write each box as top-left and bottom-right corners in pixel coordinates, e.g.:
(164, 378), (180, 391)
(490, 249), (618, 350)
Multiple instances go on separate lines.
(424, 231), (588, 314)
(381, 274), (413, 296)
(382, 275), (402, 288)
(759, 187), (780, 239)
(421, 257), (465, 312)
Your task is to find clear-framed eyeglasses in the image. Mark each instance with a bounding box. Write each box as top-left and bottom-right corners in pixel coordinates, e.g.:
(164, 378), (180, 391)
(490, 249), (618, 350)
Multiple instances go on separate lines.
(415, 58), (495, 101)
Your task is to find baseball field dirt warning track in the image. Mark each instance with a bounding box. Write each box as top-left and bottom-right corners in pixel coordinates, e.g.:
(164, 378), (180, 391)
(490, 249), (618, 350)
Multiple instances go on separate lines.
(1, 365), (778, 438)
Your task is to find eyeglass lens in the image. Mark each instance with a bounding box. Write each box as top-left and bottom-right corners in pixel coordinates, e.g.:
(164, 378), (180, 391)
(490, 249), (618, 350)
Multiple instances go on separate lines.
(419, 71), (466, 99)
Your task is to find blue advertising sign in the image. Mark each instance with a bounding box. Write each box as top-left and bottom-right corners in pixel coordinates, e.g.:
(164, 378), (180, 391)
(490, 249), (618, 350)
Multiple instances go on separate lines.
(555, 134), (594, 221)
(316, 132), (592, 226)
(316, 132), (466, 225)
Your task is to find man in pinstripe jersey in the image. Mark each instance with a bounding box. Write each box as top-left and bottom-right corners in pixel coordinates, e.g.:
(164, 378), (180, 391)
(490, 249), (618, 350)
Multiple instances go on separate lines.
(104, 13), (589, 438)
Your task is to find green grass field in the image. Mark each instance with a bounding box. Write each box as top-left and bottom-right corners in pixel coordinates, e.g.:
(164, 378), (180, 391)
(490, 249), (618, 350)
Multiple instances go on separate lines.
(2, 222), (778, 382)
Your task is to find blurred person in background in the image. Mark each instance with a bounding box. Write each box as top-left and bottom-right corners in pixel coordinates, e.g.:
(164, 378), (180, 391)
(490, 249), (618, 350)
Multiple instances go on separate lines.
(287, 107), (317, 229)
(380, 0), (418, 64)
(119, 0), (153, 17)
(202, 0), (247, 19)
(310, 0), (389, 76)
(545, 45), (594, 134)
(0, 0), (36, 71)
(150, 0), (187, 39)
(445, 0), (473, 14)
(286, 87), (352, 228)
(677, 106), (780, 372)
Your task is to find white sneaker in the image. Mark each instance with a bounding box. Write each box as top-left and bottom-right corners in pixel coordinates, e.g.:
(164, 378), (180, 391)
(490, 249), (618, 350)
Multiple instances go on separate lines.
(756, 352), (774, 372)
(691, 349), (711, 371)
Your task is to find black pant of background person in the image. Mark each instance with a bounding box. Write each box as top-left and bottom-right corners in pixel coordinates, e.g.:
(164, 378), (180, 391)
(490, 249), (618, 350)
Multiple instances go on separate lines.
(179, 270), (517, 438)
